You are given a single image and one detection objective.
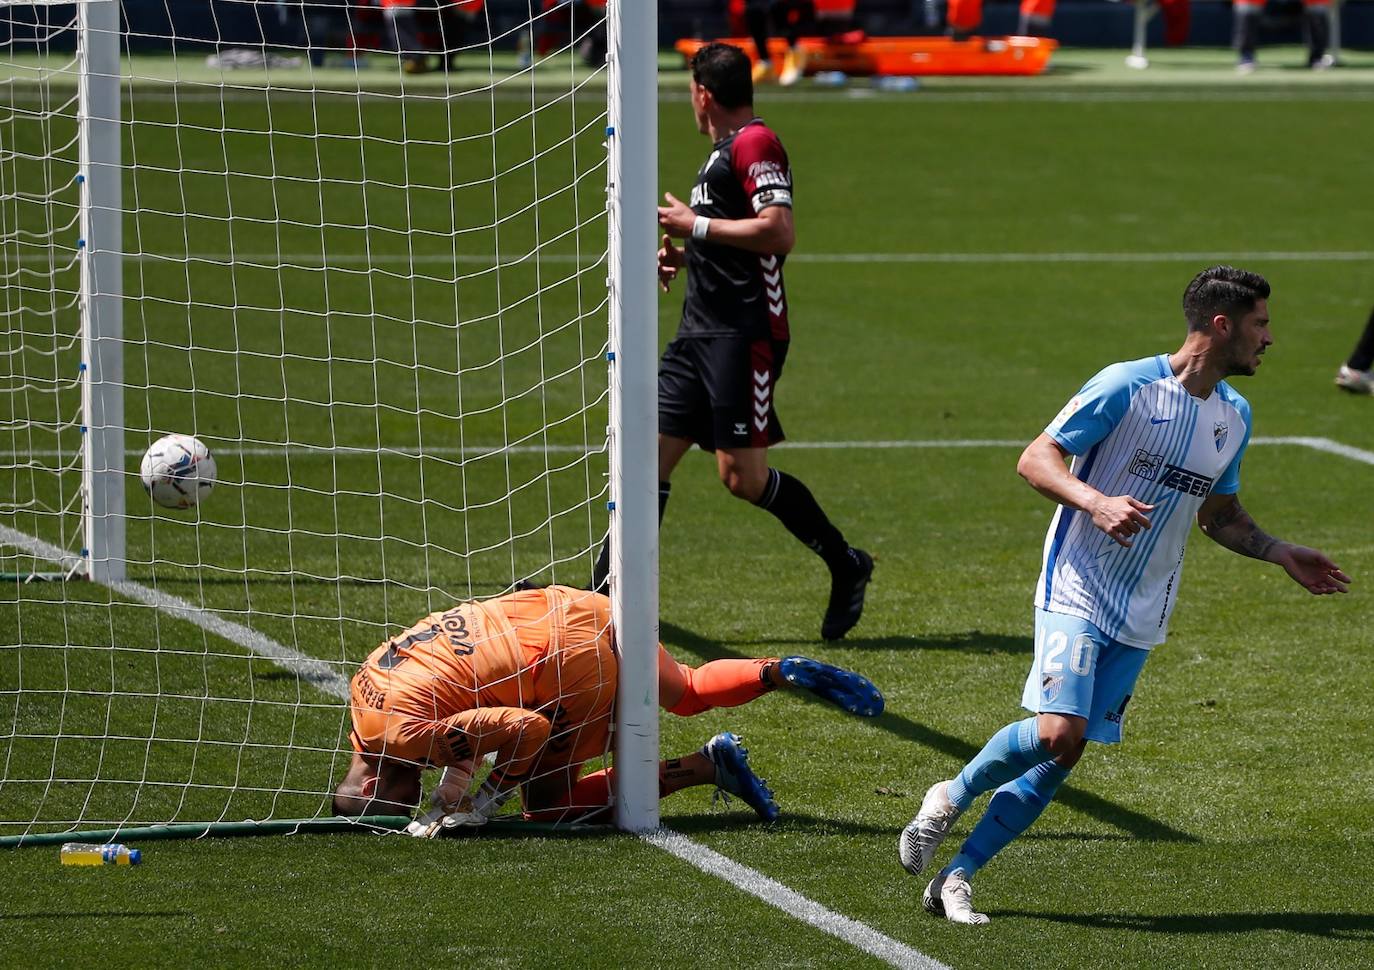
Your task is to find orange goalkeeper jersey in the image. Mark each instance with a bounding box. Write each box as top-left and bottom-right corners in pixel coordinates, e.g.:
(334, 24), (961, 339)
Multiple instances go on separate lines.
(348, 586), (617, 784)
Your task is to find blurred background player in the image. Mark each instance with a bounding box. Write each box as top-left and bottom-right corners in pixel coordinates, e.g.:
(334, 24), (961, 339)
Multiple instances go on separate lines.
(897, 267), (1348, 925)
(1335, 305), (1374, 394)
(520, 0), (608, 68)
(744, 0), (816, 85)
(333, 584), (884, 828)
(1233, 0), (1333, 72)
(592, 42), (873, 642)
(944, 0), (1055, 38)
(382, 0), (487, 74)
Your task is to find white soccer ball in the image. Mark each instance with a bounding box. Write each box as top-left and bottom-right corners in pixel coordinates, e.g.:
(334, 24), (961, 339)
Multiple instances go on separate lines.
(140, 433), (216, 510)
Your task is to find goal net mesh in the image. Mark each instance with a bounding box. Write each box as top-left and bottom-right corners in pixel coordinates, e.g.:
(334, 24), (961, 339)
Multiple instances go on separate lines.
(0, 0), (618, 835)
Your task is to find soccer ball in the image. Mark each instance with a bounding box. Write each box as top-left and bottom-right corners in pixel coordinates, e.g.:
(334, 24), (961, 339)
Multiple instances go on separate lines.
(140, 434), (216, 510)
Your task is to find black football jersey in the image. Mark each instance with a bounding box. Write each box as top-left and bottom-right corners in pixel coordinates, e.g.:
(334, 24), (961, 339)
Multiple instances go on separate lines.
(677, 119), (793, 341)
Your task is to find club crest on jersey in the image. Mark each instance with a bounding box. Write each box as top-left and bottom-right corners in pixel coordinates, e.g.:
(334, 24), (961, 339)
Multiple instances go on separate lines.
(1041, 675), (1064, 703)
(1213, 422), (1228, 452)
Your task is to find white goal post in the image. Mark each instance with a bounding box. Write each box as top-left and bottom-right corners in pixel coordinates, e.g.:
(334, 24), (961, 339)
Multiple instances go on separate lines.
(0, 0), (658, 840)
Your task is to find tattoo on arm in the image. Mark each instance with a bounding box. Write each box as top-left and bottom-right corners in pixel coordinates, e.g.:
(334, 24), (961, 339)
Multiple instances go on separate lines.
(1200, 496), (1279, 561)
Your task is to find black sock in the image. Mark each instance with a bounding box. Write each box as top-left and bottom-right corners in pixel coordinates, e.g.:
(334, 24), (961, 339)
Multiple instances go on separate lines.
(1234, 7), (1259, 59)
(591, 481), (670, 592)
(755, 468), (850, 569)
(1349, 308), (1374, 371)
(1304, 7), (1330, 63)
(746, 5), (771, 63)
(779, 0), (816, 47)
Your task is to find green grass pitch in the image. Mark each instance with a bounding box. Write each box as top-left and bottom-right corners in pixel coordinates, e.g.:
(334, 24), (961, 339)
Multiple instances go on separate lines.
(3, 47), (1374, 968)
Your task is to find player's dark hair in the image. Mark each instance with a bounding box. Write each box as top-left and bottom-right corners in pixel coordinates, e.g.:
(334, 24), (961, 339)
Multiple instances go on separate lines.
(1182, 266), (1270, 332)
(690, 42), (753, 110)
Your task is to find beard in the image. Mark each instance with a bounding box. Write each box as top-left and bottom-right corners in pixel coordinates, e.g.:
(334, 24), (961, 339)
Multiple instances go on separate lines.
(1225, 352), (1259, 377)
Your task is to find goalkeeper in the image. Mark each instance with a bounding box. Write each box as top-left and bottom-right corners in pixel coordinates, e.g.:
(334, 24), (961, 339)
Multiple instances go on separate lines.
(332, 585), (883, 830)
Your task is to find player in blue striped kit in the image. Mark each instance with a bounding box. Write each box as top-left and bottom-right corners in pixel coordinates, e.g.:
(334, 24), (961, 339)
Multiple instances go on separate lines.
(898, 266), (1351, 925)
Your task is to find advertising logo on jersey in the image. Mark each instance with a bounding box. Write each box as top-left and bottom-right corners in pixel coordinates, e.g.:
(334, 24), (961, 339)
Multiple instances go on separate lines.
(1158, 463), (1215, 497)
(1131, 449), (1215, 497)
(1213, 421), (1229, 452)
(1128, 449), (1164, 482)
(747, 159), (790, 189)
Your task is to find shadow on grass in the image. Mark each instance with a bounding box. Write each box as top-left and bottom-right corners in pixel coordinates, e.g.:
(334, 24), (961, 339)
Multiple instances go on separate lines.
(991, 910), (1374, 940)
(662, 620), (1197, 845)
(662, 620), (1030, 656)
(1039, 62), (1098, 77)
(684, 631), (1033, 654)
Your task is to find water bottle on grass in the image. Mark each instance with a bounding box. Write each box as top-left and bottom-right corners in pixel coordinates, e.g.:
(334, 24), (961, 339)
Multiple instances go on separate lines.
(60, 842), (142, 866)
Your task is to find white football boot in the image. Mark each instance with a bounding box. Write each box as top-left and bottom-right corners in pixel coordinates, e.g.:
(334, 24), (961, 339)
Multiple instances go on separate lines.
(928, 868), (990, 926)
(1336, 365), (1374, 395)
(898, 780), (962, 876)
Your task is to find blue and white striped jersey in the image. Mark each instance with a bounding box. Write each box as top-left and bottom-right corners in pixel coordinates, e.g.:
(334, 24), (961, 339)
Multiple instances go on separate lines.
(1034, 354), (1252, 649)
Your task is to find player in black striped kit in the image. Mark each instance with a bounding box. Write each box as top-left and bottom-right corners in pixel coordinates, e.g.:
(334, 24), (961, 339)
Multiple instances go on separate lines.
(593, 42), (871, 640)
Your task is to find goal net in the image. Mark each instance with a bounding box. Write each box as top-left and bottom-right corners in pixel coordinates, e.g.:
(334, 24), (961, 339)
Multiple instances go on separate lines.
(0, 0), (658, 841)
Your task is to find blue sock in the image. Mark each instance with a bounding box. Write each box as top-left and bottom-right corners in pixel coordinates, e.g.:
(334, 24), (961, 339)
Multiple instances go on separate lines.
(944, 760), (1072, 878)
(945, 717), (1050, 811)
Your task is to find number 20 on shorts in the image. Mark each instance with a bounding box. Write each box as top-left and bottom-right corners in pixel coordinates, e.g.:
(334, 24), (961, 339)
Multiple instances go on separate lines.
(1035, 627), (1097, 678)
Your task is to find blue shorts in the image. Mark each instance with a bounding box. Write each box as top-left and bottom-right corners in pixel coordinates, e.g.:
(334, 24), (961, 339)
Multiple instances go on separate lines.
(1020, 608), (1151, 745)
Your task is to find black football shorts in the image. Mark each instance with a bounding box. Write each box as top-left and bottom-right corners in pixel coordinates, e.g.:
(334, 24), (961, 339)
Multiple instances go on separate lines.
(658, 335), (788, 451)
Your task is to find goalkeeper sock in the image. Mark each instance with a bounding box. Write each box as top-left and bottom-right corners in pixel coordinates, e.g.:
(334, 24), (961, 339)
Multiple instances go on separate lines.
(755, 469), (851, 569)
(1348, 308), (1374, 371)
(667, 659), (775, 717)
(944, 760), (1071, 878)
(591, 481), (670, 593)
(945, 717), (1052, 811)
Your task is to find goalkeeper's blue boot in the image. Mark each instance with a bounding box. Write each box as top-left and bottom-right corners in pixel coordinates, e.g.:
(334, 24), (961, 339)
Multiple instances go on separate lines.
(701, 732), (780, 823)
(778, 657), (885, 717)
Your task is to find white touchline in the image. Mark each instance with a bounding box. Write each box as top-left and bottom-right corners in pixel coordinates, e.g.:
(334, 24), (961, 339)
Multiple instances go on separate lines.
(646, 829), (952, 970)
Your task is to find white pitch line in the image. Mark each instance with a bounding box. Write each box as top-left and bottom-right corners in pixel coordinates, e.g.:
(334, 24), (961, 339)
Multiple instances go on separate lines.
(7, 430), (1372, 970)
(645, 829), (950, 970)
(0, 524), (351, 700)
(0, 528), (946, 970)
(1271, 435), (1374, 466)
